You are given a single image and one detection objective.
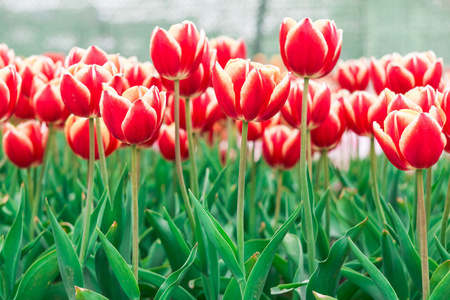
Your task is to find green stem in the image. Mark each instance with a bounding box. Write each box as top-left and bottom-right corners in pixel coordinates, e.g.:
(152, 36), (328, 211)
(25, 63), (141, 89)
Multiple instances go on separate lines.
(174, 80), (196, 235)
(237, 121), (248, 271)
(248, 143), (256, 238)
(131, 145), (139, 279)
(425, 167), (432, 229)
(273, 169), (283, 228)
(27, 168), (34, 239)
(416, 169), (429, 299)
(300, 77), (316, 273)
(185, 97), (199, 197)
(322, 150), (330, 238)
(95, 117), (111, 205)
(226, 117), (234, 194)
(31, 124), (54, 239)
(136, 148), (141, 185)
(440, 175), (450, 248)
(79, 118), (95, 263)
(307, 130), (312, 179)
(370, 137), (386, 224)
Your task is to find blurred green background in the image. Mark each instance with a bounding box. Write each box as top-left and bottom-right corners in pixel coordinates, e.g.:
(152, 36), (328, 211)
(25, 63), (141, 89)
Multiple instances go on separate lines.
(1, 0), (449, 62)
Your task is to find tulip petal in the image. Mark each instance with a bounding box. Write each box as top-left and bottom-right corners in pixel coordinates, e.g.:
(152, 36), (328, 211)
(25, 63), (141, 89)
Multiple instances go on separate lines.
(121, 99), (157, 144)
(256, 73), (290, 122)
(279, 17), (297, 72)
(387, 64), (415, 94)
(3, 127), (35, 168)
(0, 79), (10, 120)
(370, 58), (387, 95)
(373, 122), (411, 171)
(81, 45), (109, 66)
(150, 27), (182, 80)
(60, 70), (92, 117)
(100, 89), (130, 142)
(212, 62), (238, 119)
(423, 59), (443, 90)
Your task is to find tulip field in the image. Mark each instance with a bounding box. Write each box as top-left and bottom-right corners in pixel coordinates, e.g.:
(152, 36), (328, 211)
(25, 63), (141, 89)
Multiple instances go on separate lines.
(2, 17), (450, 300)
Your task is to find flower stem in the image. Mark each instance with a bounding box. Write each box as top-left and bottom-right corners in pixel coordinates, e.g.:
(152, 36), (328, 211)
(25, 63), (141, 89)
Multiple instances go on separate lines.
(273, 169), (283, 228)
(370, 137), (386, 224)
(131, 145), (139, 279)
(300, 77), (315, 273)
(416, 169), (429, 299)
(95, 117), (111, 205)
(226, 117), (234, 194)
(174, 79), (196, 235)
(249, 143), (257, 237)
(26, 168), (34, 239)
(440, 175), (450, 247)
(237, 120), (248, 270)
(322, 150), (330, 237)
(307, 130), (312, 179)
(425, 167), (432, 229)
(185, 97), (199, 197)
(79, 118), (95, 263)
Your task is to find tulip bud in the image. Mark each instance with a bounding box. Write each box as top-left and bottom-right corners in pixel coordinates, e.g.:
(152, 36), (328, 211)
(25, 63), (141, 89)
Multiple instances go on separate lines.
(64, 115), (121, 160)
(262, 125), (301, 170)
(369, 54), (392, 95)
(212, 58), (290, 122)
(123, 59), (162, 90)
(158, 123), (189, 161)
(33, 78), (70, 124)
(0, 44), (15, 68)
(150, 20), (206, 81)
(3, 120), (48, 168)
(210, 36), (247, 68)
(279, 18), (343, 79)
(0, 65), (21, 122)
(337, 58), (369, 93)
(100, 85), (166, 145)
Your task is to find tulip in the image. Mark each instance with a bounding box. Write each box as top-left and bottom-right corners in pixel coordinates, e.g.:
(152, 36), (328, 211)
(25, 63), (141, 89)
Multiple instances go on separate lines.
(0, 65), (21, 122)
(123, 59), (162, 89)
(262, 125), (301, 170)
(3, 120), (48, 168)
(64, 115), (121, 160)
(385, 85), (437, 114)
(212, 58), (290, 122)
(279, 18), (342, 79)
(281, 76), (331, 130)
(337, 58), (369, 93)
(33, 78), (70, 124)
(65, 45), (110, 68)
(236, 119), (272, 142)
(210, 36), (247, 68)
(150, 20), (206, 81)
(158, 123), (189, 161)
(370, 54), (392, 95)
(100, 85), (165, 145)
(0, 44), (15, 68)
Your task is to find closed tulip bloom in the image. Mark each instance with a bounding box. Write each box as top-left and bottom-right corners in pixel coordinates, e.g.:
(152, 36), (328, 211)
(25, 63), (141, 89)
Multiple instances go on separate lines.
(123, 59), (162, 89)
(279, 18), (342, 79)
(385, 85), (437, 114)
(65, 45), (109, 68)
(100, 85), (166, 145)
(343, 91), (387, 137)
(212, 58), (290, 122)
(33, 78), (70, 124)
(337, 58), (369, 93)
(158, 123), (189, 161)
(150, 20), (206, 81)
(0, 44), (15, 68)
(438, 89), (450, 151)
(210, 36), (247, 68)
(262, 125), (301, 170)
(311, 95), (347, 151)
(370, 54), (392, 95)
(0, 65), (21, 122)
(64, 115), (121, 160)
(281, 76), (331, 130)
(3, 120), (48, 168)
(386, 51), (442, 94)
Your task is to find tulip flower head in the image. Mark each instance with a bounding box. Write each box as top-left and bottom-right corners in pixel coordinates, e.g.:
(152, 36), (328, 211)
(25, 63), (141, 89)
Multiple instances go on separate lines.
(3, 120), (48, 168)
(370, 54), (392, 95)
(212, 58), (290, 122)
(0, 65), (21, 122)
(158, 123), (189, 161)
(237, 119), (271, 142)
(100, 85), (166, 145)
(150, 20), (206, 81)
(64, 115), (121, 160)
(281, 76), (331, 130)
(374, 86), (446, 170)
(279, 18), (342, 79)
(210, 36), (247, 68)
(122, 58), (162, 89)
(262, 125), (301, 170)
(337, 58), (369, 93)
(0, 44), (15, 68)
(33, 78), (70, 124)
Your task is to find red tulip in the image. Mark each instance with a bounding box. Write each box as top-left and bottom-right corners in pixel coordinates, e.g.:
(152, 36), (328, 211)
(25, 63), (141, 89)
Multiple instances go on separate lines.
(236, 119), (271, 141)
(0, 44), (15, 68)
(279, 18), (342, 78)
(64, 115), (121, 160)
(137, 129), (160, 149)
(0, 65), (21, 122)
(100, 85), (166, 145)
(150, 20), (206, 80)
(433, 88), (450, 153)
(311, 94), (347, 151)
(337, 58), (369, 93)
(385, 85), (438, 114)
(262, 125), (301, 170)
(212, 58), (290, 122)
(210, 36), (247, 68)
(158, 123), (189, 161)
(3, 120), (48, 168)
(281, 76), (331, 130)
(161, 41), (216, 98)
(123, 59), (162, 89)
(33, 78), (70, 124)
(65, 45), (109, 68)
(343, 91), (387, 137)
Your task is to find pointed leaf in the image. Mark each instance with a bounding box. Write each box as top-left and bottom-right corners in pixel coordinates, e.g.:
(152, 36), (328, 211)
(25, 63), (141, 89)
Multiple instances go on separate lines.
(75, 287), (109, 300)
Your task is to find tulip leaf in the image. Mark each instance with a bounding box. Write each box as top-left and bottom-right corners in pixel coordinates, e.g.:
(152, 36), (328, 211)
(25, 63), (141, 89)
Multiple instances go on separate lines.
(205, 164), (229, 208)
(154, 243), (198, 300)
(46, 201), (84, 300)
(313, 291), (338, 300)
(348, 237), (399, 300)
(270, 281), (308, 295)
(430, 260), (450, 294)
(429, 260), (450, 300)
(341, 266), (384, 300)
(75, 287), (109, 300)
(96, 227), (140, 300)
(138, 268), (196, 300)
(223, 252), (260, 300)
(306, 217), (368, 300)
(434, 235), (450, 261)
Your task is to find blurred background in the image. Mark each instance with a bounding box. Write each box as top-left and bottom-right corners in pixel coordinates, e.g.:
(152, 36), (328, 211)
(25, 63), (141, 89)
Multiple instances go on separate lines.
(1, 0), (449, 63)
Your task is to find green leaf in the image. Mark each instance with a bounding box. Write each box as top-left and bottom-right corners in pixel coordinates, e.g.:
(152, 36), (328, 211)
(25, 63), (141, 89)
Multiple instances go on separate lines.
(206, 164), (229, 208)
(13, 250), (60, 300)
(306, 217), (368, 300)
(270, 281), (308, 295)
(429, 260), (450, 300)
(430, 260), (450, 293)
(138, 268), (195, 300)
(154, 244), (198, 300)
(348, 238), (398, 300)
(313, 291), (338, 300)
(223, 253), (260, 300)
(341, 267), (384, 300)
(46, 201), (84, 300)
(96, 227), (140, 300)
(434, 235), (450, 261)
(75, 287), (109, 300)
(189, 191), (245, 285)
